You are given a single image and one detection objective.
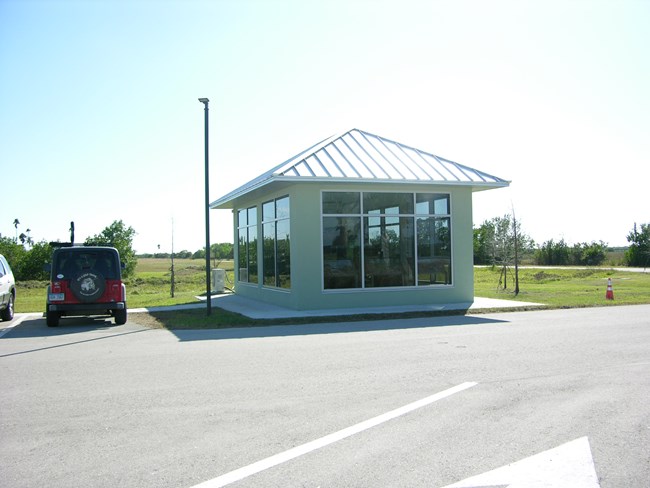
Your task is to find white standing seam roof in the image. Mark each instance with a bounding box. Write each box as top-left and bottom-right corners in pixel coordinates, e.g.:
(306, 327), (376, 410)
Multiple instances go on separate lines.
(210, 128), (509, 209)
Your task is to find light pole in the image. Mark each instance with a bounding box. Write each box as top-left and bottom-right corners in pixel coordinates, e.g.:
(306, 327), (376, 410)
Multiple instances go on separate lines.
(198, 97), (211, 316)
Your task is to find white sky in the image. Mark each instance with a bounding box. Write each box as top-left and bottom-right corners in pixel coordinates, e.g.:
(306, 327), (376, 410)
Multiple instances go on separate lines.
(1, 0), (648, 253)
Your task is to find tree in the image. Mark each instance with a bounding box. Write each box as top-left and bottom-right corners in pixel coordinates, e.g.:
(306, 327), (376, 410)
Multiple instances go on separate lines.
(13, 218), (20, 242)
(84, 220), (137, 277)
(211, 242), (234, 260)
(626, 222), (650, 268)
(474, 214), (534, 293)
(0, 237), (51, 280)
(534, 239), (570, 265)
(0, 236), (25, 274)
(16, 241), (52, 280)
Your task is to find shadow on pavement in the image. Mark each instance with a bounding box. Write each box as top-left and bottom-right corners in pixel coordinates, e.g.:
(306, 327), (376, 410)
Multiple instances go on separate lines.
(165, 314), (510, 342)
(0, 316), (150, 358)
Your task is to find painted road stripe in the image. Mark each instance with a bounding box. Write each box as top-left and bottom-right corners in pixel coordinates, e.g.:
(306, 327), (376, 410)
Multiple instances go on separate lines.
(441, 436), (600, 487)
(0, 313), (40, 338)
(191, 381), (478, 488)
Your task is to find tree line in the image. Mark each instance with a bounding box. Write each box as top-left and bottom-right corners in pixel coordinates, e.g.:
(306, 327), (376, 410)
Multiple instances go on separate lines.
(474, 216), (649, 268)
(3, 217), (648, 282)
(138, 242), (233, 260)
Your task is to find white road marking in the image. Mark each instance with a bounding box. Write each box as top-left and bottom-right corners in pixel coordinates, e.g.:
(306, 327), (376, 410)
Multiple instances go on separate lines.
(190, 382), (478, 488)
(0, 313), (40, 338)
(441, 436), (600, 488)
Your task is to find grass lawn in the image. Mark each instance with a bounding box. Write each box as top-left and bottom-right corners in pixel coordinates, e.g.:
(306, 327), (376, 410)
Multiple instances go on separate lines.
(12, 259), (650, 329)
(474, 266), (650, 307)
(14, 258), (235, 314)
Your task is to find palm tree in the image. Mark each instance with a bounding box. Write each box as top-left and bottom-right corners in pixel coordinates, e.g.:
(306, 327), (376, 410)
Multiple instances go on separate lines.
(13, 218), (20, 242)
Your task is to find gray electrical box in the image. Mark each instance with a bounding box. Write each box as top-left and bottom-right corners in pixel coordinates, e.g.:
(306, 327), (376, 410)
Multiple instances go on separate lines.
(211, 268), (225, 293)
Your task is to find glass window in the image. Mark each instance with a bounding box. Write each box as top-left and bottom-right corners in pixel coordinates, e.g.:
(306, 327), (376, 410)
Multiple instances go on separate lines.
(237, 206), (258, 284)
(322, 192), (360, 214)
(247, 227), (258, 284)
(322, 191), (452, 289)
(416, 217), (451, 285)
(323, 217), (361, 289)
(263, 222), (276, 286)
(276, 218), (291, 288)
(238, 228), (248, 282)
(364, 216), (415, 287)
(238, 209), (247, 227)
(262, 201), (275, 221)
(416, 193), (449, 215)
(261, 196), (291, 288)
(363, 192), (413, 215)
(276, 196), (290, 219)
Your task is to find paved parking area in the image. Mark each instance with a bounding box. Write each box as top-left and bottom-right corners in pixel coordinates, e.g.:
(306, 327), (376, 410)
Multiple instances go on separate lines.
(1, 305), (648, 487)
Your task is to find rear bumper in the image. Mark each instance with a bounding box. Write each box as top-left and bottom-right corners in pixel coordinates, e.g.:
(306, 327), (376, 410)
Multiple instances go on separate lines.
(47, 302), (126, 315)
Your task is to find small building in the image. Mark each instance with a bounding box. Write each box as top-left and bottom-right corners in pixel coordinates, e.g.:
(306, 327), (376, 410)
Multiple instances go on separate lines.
(210, 129), (508, 311)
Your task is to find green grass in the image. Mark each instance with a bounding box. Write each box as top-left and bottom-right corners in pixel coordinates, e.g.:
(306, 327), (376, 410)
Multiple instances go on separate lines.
(14, 258), (235, 313)
(13, 260), (650, 327)
(474, 266), (650, 307)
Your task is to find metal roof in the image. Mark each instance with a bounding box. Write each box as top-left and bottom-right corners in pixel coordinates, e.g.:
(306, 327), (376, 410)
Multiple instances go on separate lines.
(211, 128), (509, 209)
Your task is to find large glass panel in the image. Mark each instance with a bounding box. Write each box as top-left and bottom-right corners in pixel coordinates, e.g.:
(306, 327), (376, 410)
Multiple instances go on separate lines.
(363, 192), (413, 215)
(276, 196), (290, 219)
(247, 207), (257, 226)
(322, 192), (360, 214)
(238, 209), (247, 227)
(363, 216), (415, 287)
(262, 201), (275, 222)
(263, 222), (276, 286)
(417, 217), (451, 284)
(276, 218), (291, 288)
(238, 228), (248, 282)
(416, 193), (449, 215)
(247, 224), (258, 283)
(323, 217), (361, 289)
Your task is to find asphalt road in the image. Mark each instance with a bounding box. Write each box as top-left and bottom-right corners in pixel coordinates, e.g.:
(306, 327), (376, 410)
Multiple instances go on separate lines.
(1, 305), (649, 487)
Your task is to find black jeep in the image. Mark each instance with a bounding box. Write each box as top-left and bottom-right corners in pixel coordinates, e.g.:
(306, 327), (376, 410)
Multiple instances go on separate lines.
(46, 246), (127, 327)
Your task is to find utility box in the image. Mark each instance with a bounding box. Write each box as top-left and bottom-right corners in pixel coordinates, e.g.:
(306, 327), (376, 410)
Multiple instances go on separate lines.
(211, 268), (226, 293)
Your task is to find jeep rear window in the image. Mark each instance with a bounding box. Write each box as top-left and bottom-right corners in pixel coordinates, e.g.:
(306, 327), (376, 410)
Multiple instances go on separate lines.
(54, 250), (121, 280)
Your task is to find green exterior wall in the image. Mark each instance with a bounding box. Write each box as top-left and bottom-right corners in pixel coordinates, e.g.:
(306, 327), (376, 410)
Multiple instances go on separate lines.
(231, 181), (475, 310)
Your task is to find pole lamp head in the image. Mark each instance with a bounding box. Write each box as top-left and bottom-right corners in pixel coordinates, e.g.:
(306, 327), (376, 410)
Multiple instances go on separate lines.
(198, 98), (209, 105)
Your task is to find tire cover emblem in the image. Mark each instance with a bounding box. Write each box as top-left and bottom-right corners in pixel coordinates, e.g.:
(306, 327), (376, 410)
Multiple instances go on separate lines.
(77, 273), (99, 296)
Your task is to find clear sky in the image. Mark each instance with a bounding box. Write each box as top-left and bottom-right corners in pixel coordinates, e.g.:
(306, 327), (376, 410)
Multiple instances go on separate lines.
(1, 0), (648, 254)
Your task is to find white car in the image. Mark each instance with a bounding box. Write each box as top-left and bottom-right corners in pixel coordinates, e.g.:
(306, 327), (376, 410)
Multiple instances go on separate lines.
(0, 254), (16, 321)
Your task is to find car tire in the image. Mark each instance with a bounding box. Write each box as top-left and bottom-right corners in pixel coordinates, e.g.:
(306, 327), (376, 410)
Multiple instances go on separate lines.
(70, 272), (106, 303)
(1, 293), (14, 322)
(46, 310), (60, 327)
(114, 308), (127, 325)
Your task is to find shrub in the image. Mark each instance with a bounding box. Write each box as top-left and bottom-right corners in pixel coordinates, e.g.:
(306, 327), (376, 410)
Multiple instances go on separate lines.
(626, 223), (650, 267)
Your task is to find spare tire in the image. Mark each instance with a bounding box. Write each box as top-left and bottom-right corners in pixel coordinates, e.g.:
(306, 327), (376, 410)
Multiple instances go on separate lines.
(70, 271), (106, 302)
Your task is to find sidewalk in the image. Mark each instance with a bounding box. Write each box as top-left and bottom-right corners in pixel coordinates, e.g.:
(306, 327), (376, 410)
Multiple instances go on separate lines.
(130, 293), (543, 320)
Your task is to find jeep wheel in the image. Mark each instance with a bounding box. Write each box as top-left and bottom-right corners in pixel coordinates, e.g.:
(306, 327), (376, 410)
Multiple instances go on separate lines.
(114, 308), (127, 325)
(1, 294), (14, 322)
(46, 311), (60, 327)
(70, 272), (106, 302)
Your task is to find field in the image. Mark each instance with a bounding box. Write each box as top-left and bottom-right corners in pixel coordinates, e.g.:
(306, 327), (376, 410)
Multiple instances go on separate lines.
(12, 259), (650, 324)
(474, 266), (650, 307)
(14, 258), (235, 314)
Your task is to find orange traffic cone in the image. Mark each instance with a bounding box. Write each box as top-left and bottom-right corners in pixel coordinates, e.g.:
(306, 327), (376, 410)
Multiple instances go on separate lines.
(606, 278), (614, 300)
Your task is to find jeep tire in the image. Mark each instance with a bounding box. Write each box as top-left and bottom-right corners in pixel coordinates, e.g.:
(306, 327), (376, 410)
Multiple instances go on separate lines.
(114, 308), (127, 325)
(46, 310), (60, 327)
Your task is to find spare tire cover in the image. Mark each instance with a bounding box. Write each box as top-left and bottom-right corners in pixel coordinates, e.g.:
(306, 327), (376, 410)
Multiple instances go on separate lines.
(70, 272), (106, 302)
